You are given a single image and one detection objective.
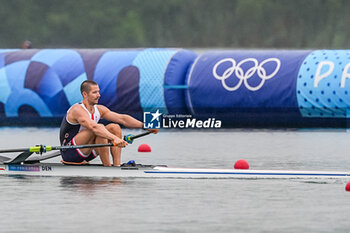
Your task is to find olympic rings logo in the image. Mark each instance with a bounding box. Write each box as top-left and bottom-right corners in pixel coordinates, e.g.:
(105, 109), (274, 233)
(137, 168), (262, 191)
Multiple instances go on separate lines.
(212, 58), (281, 91)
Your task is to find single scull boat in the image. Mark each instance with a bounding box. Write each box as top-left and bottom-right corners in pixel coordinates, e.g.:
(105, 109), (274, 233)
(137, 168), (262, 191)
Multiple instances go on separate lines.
(0, 131), (349, 179)
(0, 161), (349, 179)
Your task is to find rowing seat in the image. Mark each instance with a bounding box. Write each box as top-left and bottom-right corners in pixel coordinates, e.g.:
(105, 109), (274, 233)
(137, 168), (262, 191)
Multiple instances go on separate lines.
(61, 160), (90, 166)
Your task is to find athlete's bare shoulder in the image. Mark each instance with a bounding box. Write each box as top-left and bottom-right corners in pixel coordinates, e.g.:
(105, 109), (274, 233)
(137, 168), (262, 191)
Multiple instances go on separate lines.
(67, 104), (88, 124)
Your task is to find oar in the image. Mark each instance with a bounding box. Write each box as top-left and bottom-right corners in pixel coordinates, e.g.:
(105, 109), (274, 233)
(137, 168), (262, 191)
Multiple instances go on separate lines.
(0, 131), (152, 154)
(2, 131), (153, 165)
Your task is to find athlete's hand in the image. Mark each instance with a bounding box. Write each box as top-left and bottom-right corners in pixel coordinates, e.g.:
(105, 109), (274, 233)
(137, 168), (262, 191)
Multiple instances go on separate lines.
(112, 137), (128, 148)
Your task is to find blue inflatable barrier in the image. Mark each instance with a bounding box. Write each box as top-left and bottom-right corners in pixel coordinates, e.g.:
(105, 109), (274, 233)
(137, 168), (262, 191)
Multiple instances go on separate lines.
(296, 50), (350, 118)
(185, 50), (312, 126)
(0, 48), (196, 125)
(1, 48), (350, 127)
(164, 49), (197, 114)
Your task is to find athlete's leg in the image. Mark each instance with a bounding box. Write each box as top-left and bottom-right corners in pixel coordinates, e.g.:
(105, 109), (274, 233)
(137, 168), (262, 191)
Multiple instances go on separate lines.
(94, 135), (111, 166)
(72, 129), (96, 155)
(74, 124), (122, 166)
(61, 129), (96, 163)
(105, 123), (122, 166)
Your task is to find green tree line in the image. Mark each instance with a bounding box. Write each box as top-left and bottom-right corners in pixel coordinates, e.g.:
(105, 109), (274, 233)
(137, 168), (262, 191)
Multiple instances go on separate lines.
(0, 0), (349, 49)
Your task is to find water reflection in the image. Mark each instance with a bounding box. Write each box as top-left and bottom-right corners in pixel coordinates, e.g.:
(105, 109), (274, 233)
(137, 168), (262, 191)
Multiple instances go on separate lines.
(59, 176), (124, 192)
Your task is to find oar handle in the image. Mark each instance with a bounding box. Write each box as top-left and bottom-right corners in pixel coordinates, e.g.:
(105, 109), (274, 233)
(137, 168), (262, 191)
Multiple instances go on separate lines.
(123, 131), (151, 144)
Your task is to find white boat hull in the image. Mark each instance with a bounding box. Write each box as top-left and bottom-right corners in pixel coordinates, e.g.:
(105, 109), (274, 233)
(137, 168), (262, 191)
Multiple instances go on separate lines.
(0, 163), (349, 179)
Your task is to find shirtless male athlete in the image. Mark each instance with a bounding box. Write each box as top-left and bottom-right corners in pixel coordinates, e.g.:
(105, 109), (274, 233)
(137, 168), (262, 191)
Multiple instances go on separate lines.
(59, 80), (158, 166)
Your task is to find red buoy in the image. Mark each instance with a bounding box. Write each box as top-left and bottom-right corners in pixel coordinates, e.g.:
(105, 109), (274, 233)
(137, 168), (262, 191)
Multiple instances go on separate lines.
(234, 159), (249, 169)
(346, 182), (350, 192)
(138, 144), (151, 152)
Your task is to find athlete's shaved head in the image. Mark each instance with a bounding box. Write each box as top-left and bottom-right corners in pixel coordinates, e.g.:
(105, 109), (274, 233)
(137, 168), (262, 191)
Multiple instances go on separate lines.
(80, 80), (98, 95)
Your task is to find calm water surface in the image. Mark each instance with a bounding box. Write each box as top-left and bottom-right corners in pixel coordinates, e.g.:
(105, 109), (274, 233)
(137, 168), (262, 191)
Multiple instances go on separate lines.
(0, 127), (350, 233)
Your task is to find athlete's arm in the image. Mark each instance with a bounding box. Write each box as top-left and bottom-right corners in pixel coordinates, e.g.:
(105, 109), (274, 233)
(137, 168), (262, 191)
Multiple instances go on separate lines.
(69, 105), (127, 147)
(98, 105), (158, 133)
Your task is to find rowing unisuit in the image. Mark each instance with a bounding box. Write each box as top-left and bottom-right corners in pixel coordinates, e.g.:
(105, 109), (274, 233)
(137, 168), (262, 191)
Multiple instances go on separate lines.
(59, 103), (101, 162)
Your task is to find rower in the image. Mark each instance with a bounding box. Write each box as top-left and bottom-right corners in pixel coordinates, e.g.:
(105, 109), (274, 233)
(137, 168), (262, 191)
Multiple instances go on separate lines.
(59, 80), (158, 166)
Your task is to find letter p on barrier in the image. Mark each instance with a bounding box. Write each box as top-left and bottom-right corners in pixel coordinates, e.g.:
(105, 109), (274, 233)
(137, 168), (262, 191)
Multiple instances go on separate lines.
(314, 61), (334, 87)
